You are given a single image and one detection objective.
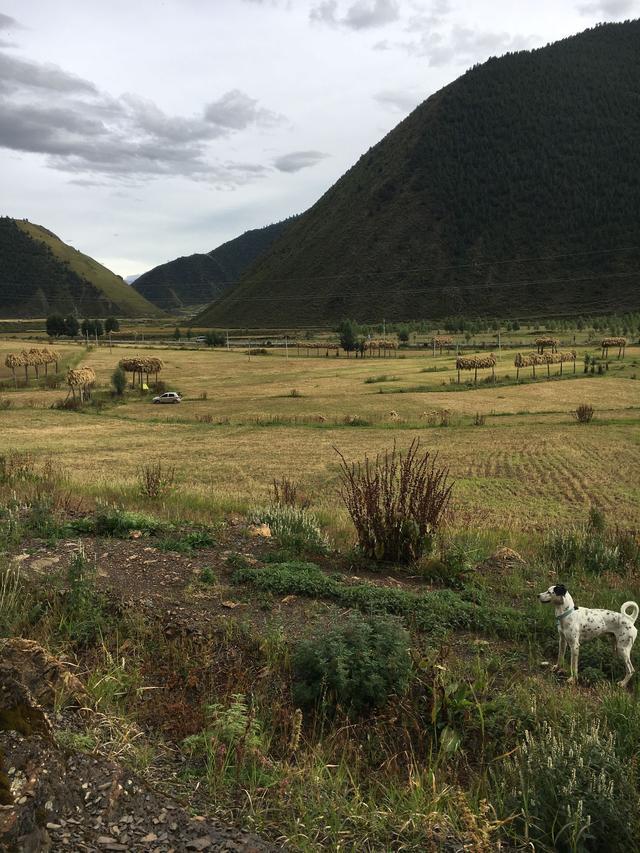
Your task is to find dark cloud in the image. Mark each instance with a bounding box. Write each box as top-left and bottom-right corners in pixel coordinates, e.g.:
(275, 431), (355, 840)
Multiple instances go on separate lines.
(0, 46), (284, 185)
(310, 0), (399, 29)
(576, 0), (636, 17)
(0, 52), (98, 94)
(0, 12), (20, 30)
(373, 89), (419, 112)
(273, 150), (329, 172)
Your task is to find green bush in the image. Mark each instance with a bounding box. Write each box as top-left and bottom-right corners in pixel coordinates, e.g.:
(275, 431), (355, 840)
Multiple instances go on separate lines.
(111, 366), (126, 396)
(232, 561), (527, 638)
(256, 505), (328, 555)
(292, 612), (411, 714)
(495, 718), (640, 852)
(88, 502), (166, 537)
(544, 513), (638, 575)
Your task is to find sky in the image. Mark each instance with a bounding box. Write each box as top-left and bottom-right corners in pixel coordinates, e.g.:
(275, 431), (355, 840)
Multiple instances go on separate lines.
(0, 0), (637, 278)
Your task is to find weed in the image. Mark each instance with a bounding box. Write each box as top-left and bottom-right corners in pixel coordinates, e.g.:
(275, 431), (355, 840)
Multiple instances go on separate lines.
(232, 561), (529, 638)
(138, 461), (176, 499)
(293, 612), (412, 714)
(336, 439), (453, 563)
(255, 505), (329, 555)
(87, 502), (166, 537)
(271, 476), (310, 509)
(156, 529), (215, 553)
(473, 412), (486, 426)
(199, 565), (215, 584)
(495, 718), (640, 852)
(573, 403), (595, 423)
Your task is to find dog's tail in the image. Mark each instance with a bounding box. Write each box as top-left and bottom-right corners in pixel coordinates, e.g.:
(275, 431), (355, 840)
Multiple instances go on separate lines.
(621, 601), (639, 624)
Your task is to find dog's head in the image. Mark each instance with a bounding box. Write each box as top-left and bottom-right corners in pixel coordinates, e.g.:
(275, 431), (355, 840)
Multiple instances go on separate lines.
(539, 584), (568, 604)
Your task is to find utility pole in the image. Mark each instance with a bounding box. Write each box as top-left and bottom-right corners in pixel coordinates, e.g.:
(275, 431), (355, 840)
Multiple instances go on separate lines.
(226, 330), (230, 351)
(285, 335), (288, 359)
(383, 318), (386, 337)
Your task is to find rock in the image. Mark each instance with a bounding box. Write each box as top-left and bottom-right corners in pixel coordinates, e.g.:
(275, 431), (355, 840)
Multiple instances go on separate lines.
(247, 524), (271, 538)
(0, 640), (85, 709)
(186, 838), (213, 851)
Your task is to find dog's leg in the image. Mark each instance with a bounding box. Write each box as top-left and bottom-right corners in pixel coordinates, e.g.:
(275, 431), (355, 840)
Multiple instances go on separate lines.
(567, 641), (579, 684)
(554, 634), (567, 671)
(617, 644), (635, 688)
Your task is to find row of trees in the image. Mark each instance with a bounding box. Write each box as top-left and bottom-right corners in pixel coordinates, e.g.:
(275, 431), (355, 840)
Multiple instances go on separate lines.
(46, 314), (120, 338)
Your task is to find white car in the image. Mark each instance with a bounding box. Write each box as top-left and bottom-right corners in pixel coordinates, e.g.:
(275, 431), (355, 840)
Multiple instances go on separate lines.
(152, 391), (182, 404)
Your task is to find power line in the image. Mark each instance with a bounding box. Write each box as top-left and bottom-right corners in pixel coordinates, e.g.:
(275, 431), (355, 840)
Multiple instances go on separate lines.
(136, 244), (640, 300)
(199, 270), (639, 303)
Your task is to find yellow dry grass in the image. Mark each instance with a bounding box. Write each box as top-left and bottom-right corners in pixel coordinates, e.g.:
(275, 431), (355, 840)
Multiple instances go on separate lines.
(1, 341), (639, 531)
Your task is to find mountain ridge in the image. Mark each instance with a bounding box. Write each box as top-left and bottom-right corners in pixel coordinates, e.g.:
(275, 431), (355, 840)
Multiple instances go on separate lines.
(195, 21), (640, 328)
(0, 218), (164, 319)
(132, 217), (299, 311)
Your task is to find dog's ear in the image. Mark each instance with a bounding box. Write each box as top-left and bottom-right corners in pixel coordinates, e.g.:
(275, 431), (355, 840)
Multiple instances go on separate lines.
(553, 584), (567, 597)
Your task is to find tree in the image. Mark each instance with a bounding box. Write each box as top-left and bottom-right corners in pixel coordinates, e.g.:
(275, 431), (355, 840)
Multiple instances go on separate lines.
(398, 326), (410, 343)
(205, 330), (225, 347)
(105, 316), (119, 333)
(46, 314), (65, 337)
(173, 327), (181, 341)
(64, 316), (79, 337)
(111, 366), (126, 396)
(186, 328), (192, 340)
(81, 319), (91, 337)
(93, 319), (104, 337)
(337, 319), (358, 355)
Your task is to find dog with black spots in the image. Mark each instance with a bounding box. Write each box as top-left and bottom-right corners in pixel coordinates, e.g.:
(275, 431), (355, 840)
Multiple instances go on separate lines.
(539, 584), (638, 687)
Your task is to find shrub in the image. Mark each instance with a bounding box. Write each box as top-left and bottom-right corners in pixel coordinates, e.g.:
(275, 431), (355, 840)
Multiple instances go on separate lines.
(473, 412), (486, 426)
(156, 529), (215, 553)
(138, 461), (176, 499)
(292, 612), (411, 714)
(183, 694), (271, 786)
(544, 512), (638, 575)
(89, 502), (165, 537)
(111, 366), (126, 396)
(0, 399), (12, 410)
(196, 413), (214, 423)
(495, 718), (640, 852)
(256, 505), (328, 555)
(59, 547), (108, 646)
(336, 439), (453, 563)
(573, 403), (595, 423)
(288, 388), (302, 397)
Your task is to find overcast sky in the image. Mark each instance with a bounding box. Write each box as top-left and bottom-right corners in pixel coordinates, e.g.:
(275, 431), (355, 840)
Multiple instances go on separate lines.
(0, 0), (637, 278)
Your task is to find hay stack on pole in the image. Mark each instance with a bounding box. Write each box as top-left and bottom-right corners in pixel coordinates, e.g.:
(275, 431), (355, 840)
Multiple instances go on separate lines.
(66, 366), (95, 403)
(456, 353), (496, 384)
(4, 353), (24, 388)
(514, 350), (576, 378)
(601, 337), (627, 359)
(535, 337), (559, 354)
(432, 336), (453, 356)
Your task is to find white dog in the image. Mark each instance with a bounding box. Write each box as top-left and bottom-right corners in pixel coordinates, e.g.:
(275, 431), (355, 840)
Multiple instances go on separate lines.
(539, 584), (639, 687)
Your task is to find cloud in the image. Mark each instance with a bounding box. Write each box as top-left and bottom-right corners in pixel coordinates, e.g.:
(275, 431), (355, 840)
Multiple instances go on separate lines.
(311, 0), (399, 29)
(273, 150), (329, 172)
(395, 24), (535, 66)
(373, 89), (420, 112)
(0, 52), (98, 94)
(0, 12), (20, 30)
(576, 0), (636, 17)
(204, 89), (282, 130)
(0, 46), (284, 185)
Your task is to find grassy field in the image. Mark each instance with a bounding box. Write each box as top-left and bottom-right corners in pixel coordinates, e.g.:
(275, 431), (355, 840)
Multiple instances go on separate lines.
(2, 334), (640, 851)
(1, 339), (639, 533)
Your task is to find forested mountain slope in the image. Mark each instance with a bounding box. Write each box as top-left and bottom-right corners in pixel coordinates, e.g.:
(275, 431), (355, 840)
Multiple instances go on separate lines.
(196, 21), (640, 327)
(133, 217), (298, 311)
(0, 218), (163, 318)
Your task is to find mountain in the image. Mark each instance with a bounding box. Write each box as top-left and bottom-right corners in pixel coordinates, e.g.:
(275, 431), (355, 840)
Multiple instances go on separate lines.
(132, 217), (298, 312)
(0, 218), (163, 318)
(196, 21), (640, 328)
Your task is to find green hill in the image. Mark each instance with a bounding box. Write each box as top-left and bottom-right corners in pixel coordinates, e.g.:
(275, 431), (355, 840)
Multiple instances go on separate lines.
(0, 218), (163, 318)
(196, 21), (640, 328)
(133, 217), (298, 312)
